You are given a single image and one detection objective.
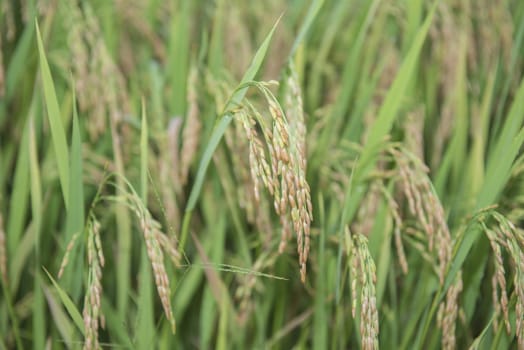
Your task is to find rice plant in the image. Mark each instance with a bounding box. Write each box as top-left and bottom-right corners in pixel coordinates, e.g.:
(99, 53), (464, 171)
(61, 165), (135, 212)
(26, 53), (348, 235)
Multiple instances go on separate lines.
(1, 0), (524, 349)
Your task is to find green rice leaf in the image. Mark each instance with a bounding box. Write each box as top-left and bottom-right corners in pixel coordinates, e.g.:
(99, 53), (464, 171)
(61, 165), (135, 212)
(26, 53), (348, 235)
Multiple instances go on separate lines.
(35, 20), (70, 210)
(43, 267), (85, 335)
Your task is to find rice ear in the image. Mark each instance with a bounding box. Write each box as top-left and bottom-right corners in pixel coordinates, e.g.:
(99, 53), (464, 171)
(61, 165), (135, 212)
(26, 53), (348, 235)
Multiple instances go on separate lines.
(83, 216), (104, 350)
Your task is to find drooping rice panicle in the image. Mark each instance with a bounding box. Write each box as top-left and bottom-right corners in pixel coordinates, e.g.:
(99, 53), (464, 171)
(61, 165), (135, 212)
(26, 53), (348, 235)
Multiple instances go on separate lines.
(83, 216), (104, 350)
(346, 228), (379, 350)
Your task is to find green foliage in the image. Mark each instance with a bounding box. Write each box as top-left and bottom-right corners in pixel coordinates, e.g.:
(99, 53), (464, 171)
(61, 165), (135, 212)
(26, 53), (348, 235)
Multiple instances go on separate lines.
(1, 0), (524, 349)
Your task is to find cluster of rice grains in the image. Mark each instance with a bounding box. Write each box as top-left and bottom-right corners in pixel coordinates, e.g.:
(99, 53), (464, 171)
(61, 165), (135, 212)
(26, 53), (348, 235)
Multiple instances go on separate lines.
(345, 228), (379, 350)
(229, 72), (313, 283)
(82, 217), (105, 350)
(340, 144), (459, 348)
(129, 193), (181, 333)
(63, 1), (129, 141)
(387, 147), (452, 281)
(478, 210), (524, 347)
(387, 146), (461, 349)
(57, 180), (181, 349)
(58, 216), (105, 350)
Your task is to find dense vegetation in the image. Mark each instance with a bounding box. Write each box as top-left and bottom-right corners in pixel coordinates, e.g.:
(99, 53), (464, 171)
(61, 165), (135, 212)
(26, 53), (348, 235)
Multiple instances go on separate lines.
(1, 0), (524, 349)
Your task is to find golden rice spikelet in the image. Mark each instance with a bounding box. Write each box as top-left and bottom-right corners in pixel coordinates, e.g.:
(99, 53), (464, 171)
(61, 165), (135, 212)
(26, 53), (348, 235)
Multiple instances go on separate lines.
(64, 1), (129, 140)
(389, 146), (452, 283)
(57, 232), (80, 279)
(379, 184), (408, 274)
(437, 273), (463, 350)
(134, 204), (177, 333)
(480, 211), (524, 346)
(233, 79), (313, 282)
(268, 97), (312, 282)
(345, 228), (379, 350)
(388, 146), (462, 349)
(83, 217), (104, 350)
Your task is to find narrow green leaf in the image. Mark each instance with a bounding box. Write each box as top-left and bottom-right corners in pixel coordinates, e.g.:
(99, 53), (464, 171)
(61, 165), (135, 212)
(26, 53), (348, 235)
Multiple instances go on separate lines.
(216, 295), (228, 350)
(289, 0), (325, 58)
(140, 99), (148, 201)
(136, 249), (155, 348)
(63, 86), (85, 300)
(313, 193), (327, 349)
(480, 76), (524, 208)
(33, 277), (45, 350)
(43, 267), (85, 335)
(199, 210), (226, 349)
(101, 297), (134, 348)
(66, 87), (85, 236)
(10, 224), (36, 293)
(7, 121), (30, 263)
(185, 114), (233, 212)
(167, 2), (191, 115)
(314, 0), (381, 158)
(28, 117), (45, 349)
(6, 17), (35, 100)
(35, 20), (70, 210)
(42, 283), (76, 347)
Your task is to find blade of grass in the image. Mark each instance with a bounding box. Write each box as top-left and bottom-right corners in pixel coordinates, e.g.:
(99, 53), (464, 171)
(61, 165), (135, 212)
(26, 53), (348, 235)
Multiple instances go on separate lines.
(140, 99), (148, 201)
(5, 9), (36, 101)
(42, 282), (76, 347)
(199, 205), (226, 349)
(288, 0), (324, 59)
(307, 0), (354, 109)
(63, 85), (85, 301)
(468, 68), (497, 199)
(10, 223), (36, 294)
(213, 147), (251, 262)
(43, 267), (84, 335)
(207, 0), (225, 75)
(28, 116), (45, 349)
(167, 2), (191, 116)
(101, 297), (133, 349)
(313, 193), (327, 349)
(0, 269), (23, 349)
(35, 20), (70, 210)
(7, 120), (30, 272)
